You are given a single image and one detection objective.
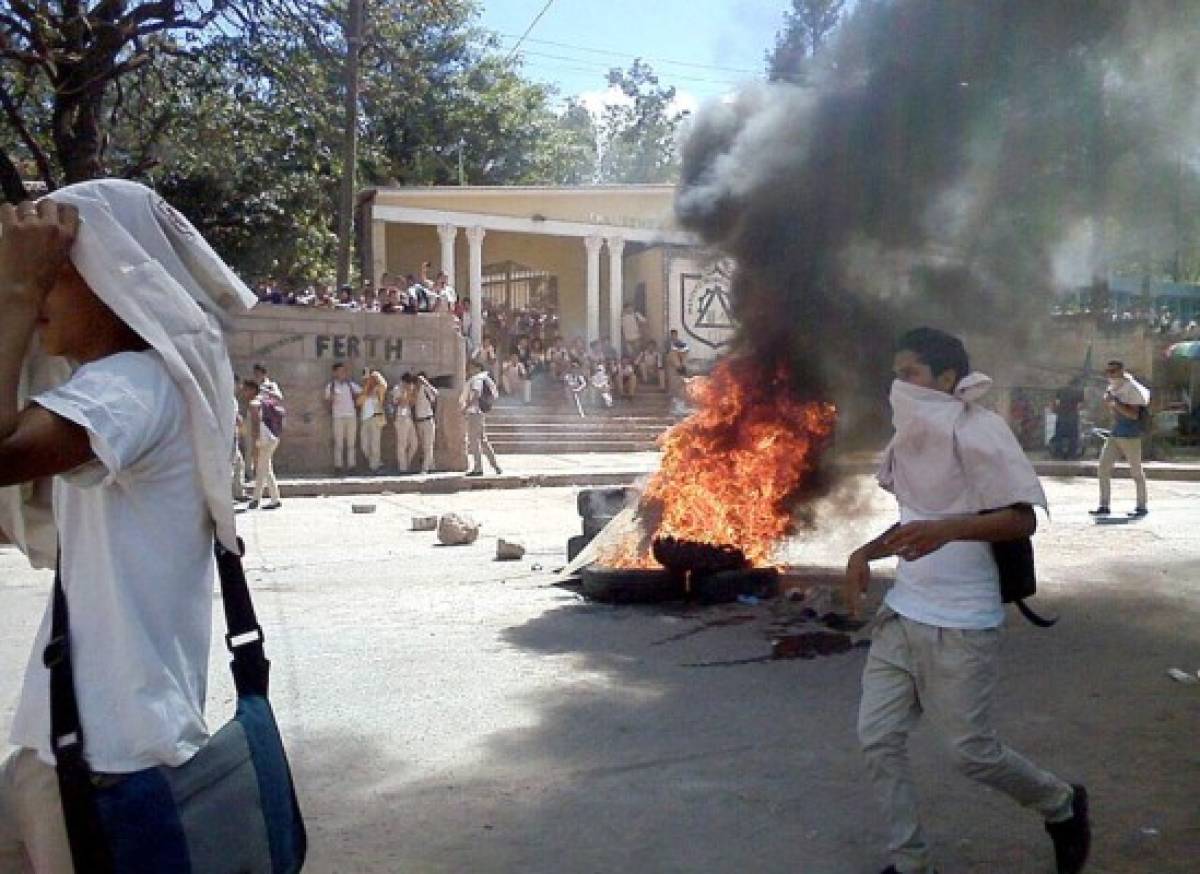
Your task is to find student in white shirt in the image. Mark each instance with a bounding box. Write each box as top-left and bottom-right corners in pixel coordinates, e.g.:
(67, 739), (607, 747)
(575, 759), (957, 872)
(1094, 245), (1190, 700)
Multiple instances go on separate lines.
(845, 328), (1090, 874)
(413, 372), (439, 474)
(324, 362), (361, 472)
(357, 368), (388, 474)
(0, 182), (256, 871)
(392, 373), (419, 473)
(240, 378), (283, 509)
(460, 361), (502, 477)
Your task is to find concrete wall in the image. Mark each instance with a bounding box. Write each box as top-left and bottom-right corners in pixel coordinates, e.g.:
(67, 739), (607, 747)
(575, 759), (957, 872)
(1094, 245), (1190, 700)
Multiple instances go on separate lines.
(230, 307), (467, 475)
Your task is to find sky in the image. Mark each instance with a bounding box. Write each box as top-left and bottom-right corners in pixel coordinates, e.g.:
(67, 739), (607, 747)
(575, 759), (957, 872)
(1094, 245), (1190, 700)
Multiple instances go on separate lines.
(475, 0), (790, 114)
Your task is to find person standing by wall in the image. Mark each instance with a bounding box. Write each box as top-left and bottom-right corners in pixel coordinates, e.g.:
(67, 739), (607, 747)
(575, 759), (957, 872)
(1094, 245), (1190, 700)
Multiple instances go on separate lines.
(460, 360), (502, 477)
(413, 371), (439, 475)
(357, 368), (388, 474)
(1092, 360), (1150, 518)
(324, 362), (360, 473)
(845, 327), (1089, 874)
(392, 373), (419, 473)
(240, 379), (283, 510)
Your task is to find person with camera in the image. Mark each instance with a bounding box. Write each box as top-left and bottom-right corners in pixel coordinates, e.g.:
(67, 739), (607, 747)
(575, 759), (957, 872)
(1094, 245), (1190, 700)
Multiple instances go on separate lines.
(0, 182), (258, 870)
(413, 372), (439, 474)
(357, 368), (388, 475)
(1091, 360), (1150, 518)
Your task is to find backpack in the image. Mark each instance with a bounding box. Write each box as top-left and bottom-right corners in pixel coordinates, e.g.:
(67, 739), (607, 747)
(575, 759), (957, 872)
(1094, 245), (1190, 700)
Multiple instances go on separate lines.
(478, 377), (496, 413)
(260, 395), (286, 437)
(992, 536), (1056, 627)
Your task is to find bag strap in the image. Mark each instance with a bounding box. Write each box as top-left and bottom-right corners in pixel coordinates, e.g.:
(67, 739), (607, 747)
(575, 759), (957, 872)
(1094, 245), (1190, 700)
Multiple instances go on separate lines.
(46, 539), (269, 869)
(1015, 599), (1058, 628)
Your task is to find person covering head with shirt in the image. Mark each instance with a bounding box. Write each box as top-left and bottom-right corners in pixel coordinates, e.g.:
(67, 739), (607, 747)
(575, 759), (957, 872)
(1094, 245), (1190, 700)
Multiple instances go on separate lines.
(846, 327), (1090, 874)
(0, 181), (257, 870)
(1091, 360), (1150, 518)
(413, 371), (439, 474)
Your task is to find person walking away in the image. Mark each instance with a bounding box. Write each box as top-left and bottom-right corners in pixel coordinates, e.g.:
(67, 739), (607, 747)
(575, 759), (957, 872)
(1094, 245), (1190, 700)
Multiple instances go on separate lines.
(325, 362), (360, 472)
(845, 327), (1090, 874)
(460, 361), (502, 477)
(392, 373), (419, 473)
(0, 182), (259, 870)
(357, 368), (387, 474)
(414, 371), (439, 474)
(241, 379), (283, 509)
(1092, 360), (1150, 518)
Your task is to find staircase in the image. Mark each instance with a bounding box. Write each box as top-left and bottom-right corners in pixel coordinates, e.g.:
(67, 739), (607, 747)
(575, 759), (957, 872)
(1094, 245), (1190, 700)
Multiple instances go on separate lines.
(487, 383), (676, 454)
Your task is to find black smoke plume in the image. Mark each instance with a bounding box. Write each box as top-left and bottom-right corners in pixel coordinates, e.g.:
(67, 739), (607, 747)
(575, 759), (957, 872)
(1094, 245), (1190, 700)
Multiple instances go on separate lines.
(676, 0), (1200, 441)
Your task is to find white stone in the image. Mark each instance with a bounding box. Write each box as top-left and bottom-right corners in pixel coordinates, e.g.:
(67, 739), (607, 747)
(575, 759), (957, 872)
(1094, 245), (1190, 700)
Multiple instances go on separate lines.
(496, 539), (526, 561)
(437, 513), (480, 545)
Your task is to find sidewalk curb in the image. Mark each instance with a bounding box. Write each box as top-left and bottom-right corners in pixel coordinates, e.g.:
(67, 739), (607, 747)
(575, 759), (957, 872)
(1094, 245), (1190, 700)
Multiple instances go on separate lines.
(269, 458), (1200, 498)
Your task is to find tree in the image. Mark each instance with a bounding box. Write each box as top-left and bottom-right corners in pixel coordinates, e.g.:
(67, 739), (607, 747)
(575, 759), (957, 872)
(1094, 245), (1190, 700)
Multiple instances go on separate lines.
(596, 60), (688, 184)
(0, 1), (277, 201)
(766, 0), (845, 83)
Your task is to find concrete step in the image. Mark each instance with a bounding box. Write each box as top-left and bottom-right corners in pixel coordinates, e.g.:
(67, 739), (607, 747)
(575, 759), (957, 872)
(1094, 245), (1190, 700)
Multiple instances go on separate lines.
(490, 440), (661, 454)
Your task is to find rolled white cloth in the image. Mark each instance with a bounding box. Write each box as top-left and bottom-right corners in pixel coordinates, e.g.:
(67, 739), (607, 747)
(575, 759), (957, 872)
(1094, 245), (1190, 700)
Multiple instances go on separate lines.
(0, 180), (256, 566)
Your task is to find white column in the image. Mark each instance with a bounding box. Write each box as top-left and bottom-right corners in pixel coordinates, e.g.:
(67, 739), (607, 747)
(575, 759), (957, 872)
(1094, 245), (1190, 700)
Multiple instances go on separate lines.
(466, 225), (486, 350)
(371, 220), (387, 285)
(584, 235), (604, 345)
(606, 236), (625, 350)
(437, 223), (458, 289)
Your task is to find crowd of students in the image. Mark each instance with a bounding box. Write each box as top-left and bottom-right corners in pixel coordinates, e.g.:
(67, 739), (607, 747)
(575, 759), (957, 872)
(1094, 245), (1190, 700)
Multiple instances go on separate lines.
(253, 264), (465, 319)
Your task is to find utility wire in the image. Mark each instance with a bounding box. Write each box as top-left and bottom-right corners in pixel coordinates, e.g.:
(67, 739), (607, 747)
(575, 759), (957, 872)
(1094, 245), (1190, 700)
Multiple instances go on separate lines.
(505, 0), (560, 62)
(517, 49), (748, 86)
(500, 33), (761, 76)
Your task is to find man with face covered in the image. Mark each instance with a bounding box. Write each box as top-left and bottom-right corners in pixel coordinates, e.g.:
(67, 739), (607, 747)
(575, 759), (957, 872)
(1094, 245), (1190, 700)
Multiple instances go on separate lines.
(845, 328), (1090, 874)
(0, 183), (255, 870)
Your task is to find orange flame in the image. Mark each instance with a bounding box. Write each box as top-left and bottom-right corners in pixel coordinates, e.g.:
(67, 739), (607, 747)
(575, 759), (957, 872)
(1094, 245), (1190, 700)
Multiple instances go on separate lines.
(599, 357), (837, 568)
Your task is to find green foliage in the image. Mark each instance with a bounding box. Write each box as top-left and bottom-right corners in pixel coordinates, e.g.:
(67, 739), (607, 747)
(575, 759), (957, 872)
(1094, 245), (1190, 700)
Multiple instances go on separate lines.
(766, 0), (846, 82)
(596, 60), (688, 184)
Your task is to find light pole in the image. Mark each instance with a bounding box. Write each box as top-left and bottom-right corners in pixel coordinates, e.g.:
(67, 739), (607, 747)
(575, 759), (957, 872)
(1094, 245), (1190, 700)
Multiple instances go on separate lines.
(336, 0), (365, 288)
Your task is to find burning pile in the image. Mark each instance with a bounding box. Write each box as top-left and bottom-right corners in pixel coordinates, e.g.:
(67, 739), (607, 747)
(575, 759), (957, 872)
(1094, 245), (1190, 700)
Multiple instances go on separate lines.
(598, 357), (837, 570)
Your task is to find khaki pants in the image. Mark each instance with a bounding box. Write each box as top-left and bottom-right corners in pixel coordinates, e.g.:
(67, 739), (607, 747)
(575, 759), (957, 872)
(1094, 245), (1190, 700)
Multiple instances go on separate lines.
(465, 412), (501, 474)
(395, 416), (418, 471)
(0, 748), (72, 874)
(858, 607), (1072, 874)
(254, 438), (282, 505)
(360, 416), (385, 472)
(232, 445), (246, 500)
(332, 416), (357, 470)
(1098, 435), (1147, 508)
(415, 419), (436, 474)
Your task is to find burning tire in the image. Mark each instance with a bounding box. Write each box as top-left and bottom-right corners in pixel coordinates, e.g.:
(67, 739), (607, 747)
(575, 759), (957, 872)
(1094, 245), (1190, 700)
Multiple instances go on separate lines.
(579, 567), (686, 604)
(691, 568), (780, 605)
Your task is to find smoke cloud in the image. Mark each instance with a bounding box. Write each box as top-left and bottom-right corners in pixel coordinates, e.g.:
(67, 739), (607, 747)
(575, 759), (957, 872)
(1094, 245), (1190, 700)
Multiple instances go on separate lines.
(676, 0), (1200, 440)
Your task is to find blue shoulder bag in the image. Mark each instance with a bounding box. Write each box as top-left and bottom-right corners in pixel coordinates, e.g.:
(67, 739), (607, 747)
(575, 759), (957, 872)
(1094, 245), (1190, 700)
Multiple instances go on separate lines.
(45, 540), (307, 873)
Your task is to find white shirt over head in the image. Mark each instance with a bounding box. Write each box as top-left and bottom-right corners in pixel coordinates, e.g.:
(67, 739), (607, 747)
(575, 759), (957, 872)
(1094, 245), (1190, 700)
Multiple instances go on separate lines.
(10, 351), (213, 772)
(877, 374), (1048, 630)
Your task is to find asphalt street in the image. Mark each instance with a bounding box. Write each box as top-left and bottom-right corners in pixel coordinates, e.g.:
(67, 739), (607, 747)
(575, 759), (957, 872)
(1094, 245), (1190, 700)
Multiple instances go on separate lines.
(2, 477), (1197, 873)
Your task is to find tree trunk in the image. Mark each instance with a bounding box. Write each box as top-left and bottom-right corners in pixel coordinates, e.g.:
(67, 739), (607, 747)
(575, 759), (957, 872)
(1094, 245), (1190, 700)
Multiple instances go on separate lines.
(0, 149), (29, 204)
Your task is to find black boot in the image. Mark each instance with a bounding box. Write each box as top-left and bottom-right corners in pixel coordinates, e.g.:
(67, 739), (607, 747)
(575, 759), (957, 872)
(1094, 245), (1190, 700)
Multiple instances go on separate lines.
(1045, 784), (1090, 874)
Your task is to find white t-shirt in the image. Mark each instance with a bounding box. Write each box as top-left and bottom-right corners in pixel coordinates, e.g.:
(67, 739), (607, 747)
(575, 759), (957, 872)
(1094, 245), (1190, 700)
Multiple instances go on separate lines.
(326, 379), (360, 419)
(10, 350), (214, 772)
(884, 504), (1004, 630)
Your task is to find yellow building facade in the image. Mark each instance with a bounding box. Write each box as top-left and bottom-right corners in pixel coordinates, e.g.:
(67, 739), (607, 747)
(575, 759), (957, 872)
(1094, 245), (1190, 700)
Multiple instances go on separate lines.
(362, 185), (737, 359)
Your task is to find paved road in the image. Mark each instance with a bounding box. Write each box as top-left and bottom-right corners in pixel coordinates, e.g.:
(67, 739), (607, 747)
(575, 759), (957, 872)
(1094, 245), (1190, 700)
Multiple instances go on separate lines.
(2, 478), (1197, 873)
